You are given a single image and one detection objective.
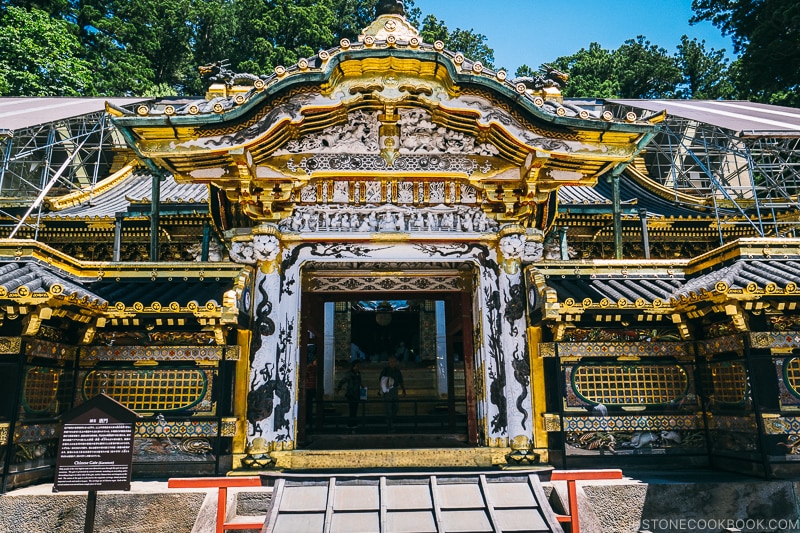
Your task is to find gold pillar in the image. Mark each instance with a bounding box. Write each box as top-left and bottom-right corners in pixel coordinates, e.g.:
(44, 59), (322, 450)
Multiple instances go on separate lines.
(527, 326), (549, 460)
(232, 328), (252, 462)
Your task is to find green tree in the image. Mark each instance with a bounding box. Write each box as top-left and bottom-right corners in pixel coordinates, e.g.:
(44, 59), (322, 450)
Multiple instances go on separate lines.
(229, 0), (337, 76)
(691, 0), (799, 105)
(548, 43), (619, 98)
(614, 36), (682, 99)
(0, 6), (94, 96)
(513, 64), (536, 79)
(76, 0), (194, 95)
(419, 14), (495, 68)
(675, 35), (733, 99)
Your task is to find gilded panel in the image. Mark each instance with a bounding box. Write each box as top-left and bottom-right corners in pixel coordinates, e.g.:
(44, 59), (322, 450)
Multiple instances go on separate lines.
(697, 334), (746, 356)
(704, 360), (749, 405)
(0, 422), (9, 445)
(221, 418), (238, 437)
(307, 273), (463, 293)
(24, 339), (77, 361)
(135, 420), (219, 438)
(751, 331), (800, 351)
(556, 341), (692, 359)
(763, 415), (800, 436)
(224, 346), (240, 361)
(21, 366), (74, 417)
(80, 345), (225, 363)
(564, 363), (696, 408)
(0, 337), (21, 355)
(13, 423), (59, 443)
(562, 414), (702, 432)
(706, 415), (758, 432)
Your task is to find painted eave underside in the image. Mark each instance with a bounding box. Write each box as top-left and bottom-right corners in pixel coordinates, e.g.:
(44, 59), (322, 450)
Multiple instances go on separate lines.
(0, 240), (249, 319)
(529, 238), (800, 315)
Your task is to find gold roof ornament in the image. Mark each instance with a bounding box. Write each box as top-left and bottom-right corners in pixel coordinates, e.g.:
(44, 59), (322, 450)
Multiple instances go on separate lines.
(111, 10), (659, 238)
(361, 0), (419, 43)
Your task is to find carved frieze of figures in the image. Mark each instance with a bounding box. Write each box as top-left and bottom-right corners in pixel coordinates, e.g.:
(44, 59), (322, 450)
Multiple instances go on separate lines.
(229, 235), (281, 264)
(398, 109), (499, 156)
(278, 204), (498, 234)
(279, 110), (380, 154)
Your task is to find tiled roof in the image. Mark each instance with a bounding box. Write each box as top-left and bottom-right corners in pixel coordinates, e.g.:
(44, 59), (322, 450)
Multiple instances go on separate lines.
(544, 271), (685, 305)
(672, 260), (800, 300)
(0, 261), (106, 306)
(44, 171), (209, 220)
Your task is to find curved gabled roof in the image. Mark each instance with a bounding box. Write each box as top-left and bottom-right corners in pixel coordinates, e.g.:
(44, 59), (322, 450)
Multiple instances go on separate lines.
(43, 168), (208, 220)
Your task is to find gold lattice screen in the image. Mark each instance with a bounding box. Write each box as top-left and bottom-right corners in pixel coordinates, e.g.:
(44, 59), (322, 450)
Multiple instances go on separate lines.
(23, 367), (60, 414)
(82, 369), (212, 413)
(708, 361), (748, 404)
(571, 364), (689, 406)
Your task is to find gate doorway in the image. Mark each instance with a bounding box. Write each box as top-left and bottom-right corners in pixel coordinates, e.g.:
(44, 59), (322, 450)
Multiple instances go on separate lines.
(298, 288), (477, 450)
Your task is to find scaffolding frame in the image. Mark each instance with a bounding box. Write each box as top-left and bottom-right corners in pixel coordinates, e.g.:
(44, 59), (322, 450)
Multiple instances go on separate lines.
(0, 110), (127, 238)
(610, 103), (800, 241)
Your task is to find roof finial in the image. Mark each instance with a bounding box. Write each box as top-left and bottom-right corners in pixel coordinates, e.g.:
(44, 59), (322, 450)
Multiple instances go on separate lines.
(376, 0), (405, 17)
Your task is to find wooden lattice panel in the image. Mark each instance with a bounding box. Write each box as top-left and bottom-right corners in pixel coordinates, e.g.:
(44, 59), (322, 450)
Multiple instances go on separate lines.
(571, 364), (689, 406)
(23, 367), (59, 413)
(82, 369), (209, 413)
(709, 361), (748, 403)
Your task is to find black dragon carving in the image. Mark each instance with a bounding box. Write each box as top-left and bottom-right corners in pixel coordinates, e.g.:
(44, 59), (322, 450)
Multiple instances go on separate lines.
(199, 60), (265, 87)
(249, 276), (275, 364)
(504, 283), (526, 337)
(510, 344), (530, 430)
(486, 287), (507, 434)
(246, 317), (294, 437)
(247, 364), (274, 436)
(272, 318), (294, 433)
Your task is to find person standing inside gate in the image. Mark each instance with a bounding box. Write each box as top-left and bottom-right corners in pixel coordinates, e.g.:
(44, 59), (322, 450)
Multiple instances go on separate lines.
(336, 360), (363, 429)
(379, 356), (406, 431)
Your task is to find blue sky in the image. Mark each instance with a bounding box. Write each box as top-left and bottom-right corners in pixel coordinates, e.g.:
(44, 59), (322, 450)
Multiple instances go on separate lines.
(412, 0), (735, 73)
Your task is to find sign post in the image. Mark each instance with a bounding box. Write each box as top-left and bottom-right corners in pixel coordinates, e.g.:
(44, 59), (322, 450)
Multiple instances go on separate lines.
(54, 394), (139, 533)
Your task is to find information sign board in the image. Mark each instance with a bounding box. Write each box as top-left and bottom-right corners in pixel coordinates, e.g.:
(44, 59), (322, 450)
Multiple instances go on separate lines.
(54, 393), (139, 493)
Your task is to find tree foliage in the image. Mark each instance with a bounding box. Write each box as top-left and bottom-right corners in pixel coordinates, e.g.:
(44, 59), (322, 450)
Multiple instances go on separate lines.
(675, 35), (733, 99)
(691, 0), (799, 105)
(419, 14), (495, 68)
(0, 0), (492, 96)
(1, 0), (795, 106)
(0, 6), (94, 96)
(545, 35), (735, 100)
(548, 43), (620, 99)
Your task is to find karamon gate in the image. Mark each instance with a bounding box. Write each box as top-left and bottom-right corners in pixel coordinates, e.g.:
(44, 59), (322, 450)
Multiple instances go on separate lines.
(112, 8), (659, 468)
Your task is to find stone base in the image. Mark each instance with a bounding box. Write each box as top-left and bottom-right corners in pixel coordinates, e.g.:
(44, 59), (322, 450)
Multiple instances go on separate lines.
(0, 482), (210, 533)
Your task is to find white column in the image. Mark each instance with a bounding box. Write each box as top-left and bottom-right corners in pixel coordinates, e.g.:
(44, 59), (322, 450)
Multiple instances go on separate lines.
(498, 230), (532, 451)
(435, 300), (448, 397)
(323, 302), (336, 396)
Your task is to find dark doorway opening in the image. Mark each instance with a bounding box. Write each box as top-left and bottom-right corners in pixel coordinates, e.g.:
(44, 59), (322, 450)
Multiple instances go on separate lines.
(298, 291), (477, 450)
